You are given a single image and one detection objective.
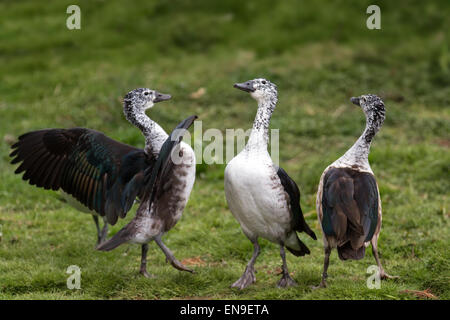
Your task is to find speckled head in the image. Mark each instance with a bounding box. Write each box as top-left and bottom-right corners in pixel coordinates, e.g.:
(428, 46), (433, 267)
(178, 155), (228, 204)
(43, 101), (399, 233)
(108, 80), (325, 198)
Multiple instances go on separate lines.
(351, 94), (386, 140)
(234, 78), (278, 103)
(123, 88), (171, 114)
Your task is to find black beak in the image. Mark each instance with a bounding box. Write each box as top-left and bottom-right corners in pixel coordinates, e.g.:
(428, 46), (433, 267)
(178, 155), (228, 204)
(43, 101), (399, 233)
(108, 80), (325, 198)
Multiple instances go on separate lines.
(350, 97), (361, 106)
(234, 81), (255, 93)
(154, 92), (171, 103)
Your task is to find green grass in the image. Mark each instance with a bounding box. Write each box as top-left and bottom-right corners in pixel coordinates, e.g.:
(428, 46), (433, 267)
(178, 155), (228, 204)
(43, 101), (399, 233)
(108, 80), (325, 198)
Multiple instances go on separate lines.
(0, 0), (449, 300)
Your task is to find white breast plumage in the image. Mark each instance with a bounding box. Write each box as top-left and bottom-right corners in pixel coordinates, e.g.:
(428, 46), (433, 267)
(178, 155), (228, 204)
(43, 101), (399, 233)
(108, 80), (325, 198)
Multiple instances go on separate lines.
(225, 152), (291, 242)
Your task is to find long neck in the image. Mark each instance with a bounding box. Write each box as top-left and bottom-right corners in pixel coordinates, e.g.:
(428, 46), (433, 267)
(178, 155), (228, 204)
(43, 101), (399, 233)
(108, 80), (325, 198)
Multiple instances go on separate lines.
(345, 125), (373, 161)
(246, 97), (276, 152)
(126, 110), (168, 155)
(335, 115), (377, 170)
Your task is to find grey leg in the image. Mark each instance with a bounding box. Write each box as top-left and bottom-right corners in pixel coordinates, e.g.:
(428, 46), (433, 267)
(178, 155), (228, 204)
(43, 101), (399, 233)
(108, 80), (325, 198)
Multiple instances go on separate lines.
(92, 215), (102, 246)
(99, 219), (109, 244)
(277, 245), (297, 288)
(313, 245), (331, 289)
(371, 236), (398, 280)
(154, 235), (194, 273)
(231, 239), (260, 290)
(139, 244), (154, 278)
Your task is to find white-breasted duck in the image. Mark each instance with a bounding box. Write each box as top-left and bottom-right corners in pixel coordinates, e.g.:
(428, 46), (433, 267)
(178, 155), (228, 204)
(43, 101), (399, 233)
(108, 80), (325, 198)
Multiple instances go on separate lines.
(224, 78), (316, 289)
(315, 94), (397, 288)
(10, 88), (197, 277)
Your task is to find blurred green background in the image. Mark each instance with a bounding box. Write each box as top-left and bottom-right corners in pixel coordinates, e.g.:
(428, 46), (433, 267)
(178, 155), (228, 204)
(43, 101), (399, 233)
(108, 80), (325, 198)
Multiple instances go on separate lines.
(0, 0), (448, 299)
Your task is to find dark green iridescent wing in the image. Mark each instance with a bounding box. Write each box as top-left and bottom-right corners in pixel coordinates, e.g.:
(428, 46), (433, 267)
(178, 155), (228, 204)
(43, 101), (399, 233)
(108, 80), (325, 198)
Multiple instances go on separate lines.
(10, 128), (154, 225)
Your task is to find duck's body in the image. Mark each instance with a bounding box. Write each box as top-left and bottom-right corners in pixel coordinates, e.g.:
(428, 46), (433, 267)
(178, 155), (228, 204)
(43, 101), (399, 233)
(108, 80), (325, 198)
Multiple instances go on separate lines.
(315, 94), (395, 288)
(316, 166), (381, 259)
(95, 89), (197, 274)
(225, 79), (316, 289)
(102, 140), (195, 247)
(225, 148), (302, 250)
(11, 88), (197, 276)
(97, 128), (196, 275)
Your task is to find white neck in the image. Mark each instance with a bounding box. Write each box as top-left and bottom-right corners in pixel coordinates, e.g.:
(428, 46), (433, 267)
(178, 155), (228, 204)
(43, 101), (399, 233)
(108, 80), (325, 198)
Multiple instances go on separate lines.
(332, 122), (374, 172)
(127, 110), (168, 155)
(245, 97), (276, 153)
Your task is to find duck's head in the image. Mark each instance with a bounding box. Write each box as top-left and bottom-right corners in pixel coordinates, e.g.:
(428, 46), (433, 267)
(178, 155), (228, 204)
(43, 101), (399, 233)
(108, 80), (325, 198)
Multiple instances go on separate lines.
(124, 88), (171, 114)
(351, 94), (386, 136)
(234, 78), (278, 103)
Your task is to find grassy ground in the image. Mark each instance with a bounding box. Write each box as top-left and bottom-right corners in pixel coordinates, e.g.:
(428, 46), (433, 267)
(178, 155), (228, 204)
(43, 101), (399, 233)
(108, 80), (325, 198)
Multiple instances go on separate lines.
(0, 0), (449, 299)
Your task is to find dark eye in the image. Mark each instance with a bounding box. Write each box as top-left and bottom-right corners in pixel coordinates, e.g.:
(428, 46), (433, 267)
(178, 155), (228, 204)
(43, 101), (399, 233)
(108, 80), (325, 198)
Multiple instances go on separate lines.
(262, 81), (266, 84)
(144, 91), (149, 96)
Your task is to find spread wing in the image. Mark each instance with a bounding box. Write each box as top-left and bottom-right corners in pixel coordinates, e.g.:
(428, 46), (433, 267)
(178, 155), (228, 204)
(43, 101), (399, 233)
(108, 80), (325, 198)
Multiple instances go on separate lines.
(10, 128), (155, 225)
(321, 167), (379, 247)
(276, 167), (316, 240)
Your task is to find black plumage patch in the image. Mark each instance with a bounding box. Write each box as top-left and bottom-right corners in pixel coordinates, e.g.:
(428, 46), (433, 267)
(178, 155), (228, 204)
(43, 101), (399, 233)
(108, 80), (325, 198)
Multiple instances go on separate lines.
(276, 167), (317, 245)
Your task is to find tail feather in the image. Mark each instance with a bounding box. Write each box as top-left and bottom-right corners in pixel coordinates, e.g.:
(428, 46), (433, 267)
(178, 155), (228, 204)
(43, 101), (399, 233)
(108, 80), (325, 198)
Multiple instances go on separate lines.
(337, 241), (366, 260)
(96, 227), (130, 251)
(286, 233), (311, 257)
(301, 222), (317, 240)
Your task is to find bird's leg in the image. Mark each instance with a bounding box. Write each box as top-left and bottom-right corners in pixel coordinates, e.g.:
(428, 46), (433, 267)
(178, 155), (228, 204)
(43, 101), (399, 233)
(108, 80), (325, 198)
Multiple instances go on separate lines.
(99, 218), (109, 244)
(92, 215), (102, 246)
(139, 244), (154, 278)
(312, 245), (331, 289)
(123, 245), (131, 256)
(277, 245), (297, 288)
(371, 237), (398, 280)
(154, 236), (194, 273)
(231, 239), (260, 290)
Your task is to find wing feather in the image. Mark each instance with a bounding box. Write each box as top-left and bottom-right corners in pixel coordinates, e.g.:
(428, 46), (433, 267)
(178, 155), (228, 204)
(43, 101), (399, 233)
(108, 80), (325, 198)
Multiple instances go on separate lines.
(10, 128), (154, 224)
(143, 115), (197, 206)
(276, 167), (317, 240)
(321, 167), (379, 247)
